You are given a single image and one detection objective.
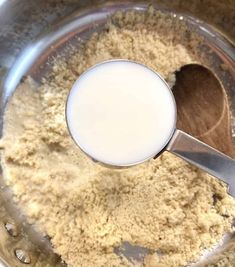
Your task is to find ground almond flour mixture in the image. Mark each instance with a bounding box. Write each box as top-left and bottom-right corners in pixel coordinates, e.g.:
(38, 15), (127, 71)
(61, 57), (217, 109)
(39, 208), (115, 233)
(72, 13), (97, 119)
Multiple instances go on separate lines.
(0, 8), (235, 267)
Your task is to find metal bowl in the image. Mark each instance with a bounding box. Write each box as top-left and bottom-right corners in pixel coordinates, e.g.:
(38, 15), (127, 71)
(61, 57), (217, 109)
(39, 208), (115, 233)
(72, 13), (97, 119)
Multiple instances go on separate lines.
(0, 1), (235, 266)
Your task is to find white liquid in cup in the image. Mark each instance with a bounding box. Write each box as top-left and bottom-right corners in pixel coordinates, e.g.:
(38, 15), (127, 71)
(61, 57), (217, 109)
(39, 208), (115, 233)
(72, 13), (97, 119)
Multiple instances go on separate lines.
(66, 60), (176, 166)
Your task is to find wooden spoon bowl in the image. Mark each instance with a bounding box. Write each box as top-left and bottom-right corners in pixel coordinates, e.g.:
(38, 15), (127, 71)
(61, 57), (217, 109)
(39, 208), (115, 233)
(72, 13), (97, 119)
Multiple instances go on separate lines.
(173, 64), (235, 158)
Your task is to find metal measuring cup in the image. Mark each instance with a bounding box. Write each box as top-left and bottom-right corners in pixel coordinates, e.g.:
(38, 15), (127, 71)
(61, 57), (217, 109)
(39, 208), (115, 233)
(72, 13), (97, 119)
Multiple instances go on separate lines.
(66, 60), (235, 197)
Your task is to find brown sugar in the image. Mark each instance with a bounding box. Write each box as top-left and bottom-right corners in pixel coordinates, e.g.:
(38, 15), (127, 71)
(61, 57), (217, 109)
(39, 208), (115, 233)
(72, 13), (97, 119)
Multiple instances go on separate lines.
(0, 7), (235, 267)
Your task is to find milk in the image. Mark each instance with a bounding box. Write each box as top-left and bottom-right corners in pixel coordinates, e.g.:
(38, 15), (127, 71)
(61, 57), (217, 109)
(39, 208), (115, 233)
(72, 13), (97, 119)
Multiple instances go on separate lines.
(66, 60), (176, 166)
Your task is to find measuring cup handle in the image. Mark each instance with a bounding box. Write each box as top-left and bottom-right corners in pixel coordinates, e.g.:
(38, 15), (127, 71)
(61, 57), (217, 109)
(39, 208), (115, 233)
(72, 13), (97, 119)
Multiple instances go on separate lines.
(166, 129), (235, 197)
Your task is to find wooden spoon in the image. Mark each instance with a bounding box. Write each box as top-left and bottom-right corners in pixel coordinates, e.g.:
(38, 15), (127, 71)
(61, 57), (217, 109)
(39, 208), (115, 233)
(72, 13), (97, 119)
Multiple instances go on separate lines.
(172, 64), (235, 158)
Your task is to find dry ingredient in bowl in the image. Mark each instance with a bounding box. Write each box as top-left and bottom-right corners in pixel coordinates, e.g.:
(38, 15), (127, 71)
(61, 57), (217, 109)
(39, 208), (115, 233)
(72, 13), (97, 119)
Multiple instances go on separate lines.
(0, 7), (235, 267)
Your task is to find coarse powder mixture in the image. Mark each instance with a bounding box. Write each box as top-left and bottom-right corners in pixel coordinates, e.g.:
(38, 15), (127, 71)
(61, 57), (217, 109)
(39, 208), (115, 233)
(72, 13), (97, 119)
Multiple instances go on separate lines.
(0, 8), (235, 267)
